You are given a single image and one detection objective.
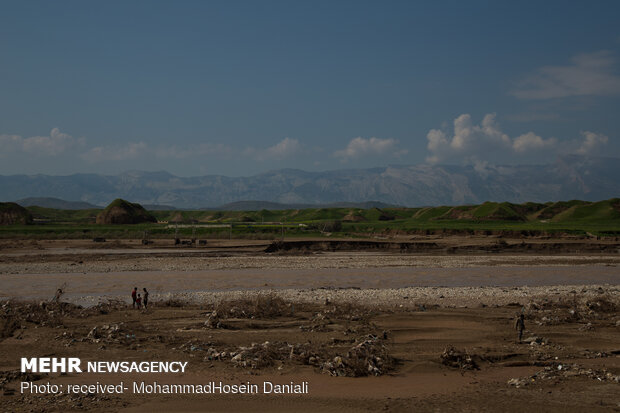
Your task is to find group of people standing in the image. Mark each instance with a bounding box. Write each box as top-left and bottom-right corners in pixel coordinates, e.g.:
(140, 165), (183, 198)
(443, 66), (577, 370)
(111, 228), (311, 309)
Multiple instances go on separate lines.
(131, 287), (149, 309)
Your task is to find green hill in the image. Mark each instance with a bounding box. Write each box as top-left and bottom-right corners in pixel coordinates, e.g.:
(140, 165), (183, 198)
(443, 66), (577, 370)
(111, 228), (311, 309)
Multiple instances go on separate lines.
(0, 202), (33, 225)
(96, 199), (157, 225)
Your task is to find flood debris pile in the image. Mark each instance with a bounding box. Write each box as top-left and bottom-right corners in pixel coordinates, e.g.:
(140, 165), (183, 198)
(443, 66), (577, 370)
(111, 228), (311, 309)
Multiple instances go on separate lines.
(528, 293), (619, 326)
(214, 294), (293, 319)
(230, 341), (295, 369)
(523, 336), (547, 345)
(322, 302), (376, 322)
(54, 331), (79, 347)
(181, 340), (318, 369)
(203, 310), (222, 329)
(320, 335), (395, 377)
(525, 340), (567, 362)
(301, 303), (376, 334)
(300, 312), (330, 332)
(83, 323), (137, 346)
(508, 363), (620, 388)
(77, 299), (127, 317)
(178, 334), (395, 377)
(0, 300), (76, 331)
(0, 299), (134, 333)
(440, 346), (479, 370)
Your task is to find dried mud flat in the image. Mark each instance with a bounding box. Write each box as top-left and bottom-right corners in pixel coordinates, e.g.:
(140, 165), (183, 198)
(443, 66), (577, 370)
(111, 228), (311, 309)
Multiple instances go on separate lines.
(0, 240), (619, 412)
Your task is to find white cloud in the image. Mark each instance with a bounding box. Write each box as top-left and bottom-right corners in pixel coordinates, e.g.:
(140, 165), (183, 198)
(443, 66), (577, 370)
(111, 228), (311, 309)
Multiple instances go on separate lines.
(334, 137), (404, 161)
(245, 137), (303, 161)
(154, 143), (232, 159)
(426, 113), (519, 163)
(512, 132), (557, 153)
(426, 113), (607, 164)
(262, 137), (302, 160)
(576, 131), (608, 155)
(0, 128), (82, 157)
(81, 142), (147, 162)
(512, 51), (620, 99)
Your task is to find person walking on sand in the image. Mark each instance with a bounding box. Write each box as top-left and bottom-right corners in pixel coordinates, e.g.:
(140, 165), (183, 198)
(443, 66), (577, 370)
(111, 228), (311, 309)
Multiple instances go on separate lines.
(514, 313), (525, 343)
(143, 288), (149, 309)
(131, 287), (138, 308)
(136, 293), (142, 309)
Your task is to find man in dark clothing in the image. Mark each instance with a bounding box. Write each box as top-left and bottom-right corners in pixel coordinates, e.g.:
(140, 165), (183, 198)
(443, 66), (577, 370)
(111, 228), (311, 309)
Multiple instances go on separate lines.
(143, 288), (149, 309)
(52, 288), (63, 303)
(131, 287), (137, 308)
(515, 314), (525, 343)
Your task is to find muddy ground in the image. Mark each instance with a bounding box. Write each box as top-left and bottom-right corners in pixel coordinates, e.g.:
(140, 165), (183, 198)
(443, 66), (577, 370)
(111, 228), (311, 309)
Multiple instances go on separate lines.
(0, 238), (619, 412)
(0, 292), (619, 412)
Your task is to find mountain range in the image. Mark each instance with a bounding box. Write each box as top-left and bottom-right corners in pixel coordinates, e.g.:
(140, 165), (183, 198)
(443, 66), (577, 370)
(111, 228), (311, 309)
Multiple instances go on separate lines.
(1, 155), (618, 209)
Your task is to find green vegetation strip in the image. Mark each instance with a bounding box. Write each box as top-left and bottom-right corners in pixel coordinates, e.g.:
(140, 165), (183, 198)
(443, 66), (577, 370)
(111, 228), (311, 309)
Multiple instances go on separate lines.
(0, 198), (619, 238)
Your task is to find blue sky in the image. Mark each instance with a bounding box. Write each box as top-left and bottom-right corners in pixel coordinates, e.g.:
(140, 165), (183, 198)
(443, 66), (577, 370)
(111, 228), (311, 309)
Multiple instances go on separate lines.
(1, 0), (619, 176)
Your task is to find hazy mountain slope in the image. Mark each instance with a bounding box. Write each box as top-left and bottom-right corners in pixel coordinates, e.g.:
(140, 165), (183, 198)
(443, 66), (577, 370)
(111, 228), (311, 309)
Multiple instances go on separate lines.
(15, 197), (100, 210)
(1, 155), (618, 208)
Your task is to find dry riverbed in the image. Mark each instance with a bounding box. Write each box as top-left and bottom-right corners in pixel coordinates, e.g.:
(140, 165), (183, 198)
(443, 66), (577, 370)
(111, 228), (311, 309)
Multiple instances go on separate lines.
(0, 239), (619, 412)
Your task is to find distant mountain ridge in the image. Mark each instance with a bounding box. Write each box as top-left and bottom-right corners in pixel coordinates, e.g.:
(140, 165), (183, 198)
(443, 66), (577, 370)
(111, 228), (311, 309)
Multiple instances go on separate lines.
(206, 201), (399, 211)
(1, 155), (619, 209)
(15, 197), (100, 210)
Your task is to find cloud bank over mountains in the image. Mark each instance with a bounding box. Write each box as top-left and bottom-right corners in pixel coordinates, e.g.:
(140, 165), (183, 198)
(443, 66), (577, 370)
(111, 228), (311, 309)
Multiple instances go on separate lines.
(425, 113), (608, 164)
(0, 128), (85, 157)
(334, 137), (405, 161)
(0, 115), (611, 176)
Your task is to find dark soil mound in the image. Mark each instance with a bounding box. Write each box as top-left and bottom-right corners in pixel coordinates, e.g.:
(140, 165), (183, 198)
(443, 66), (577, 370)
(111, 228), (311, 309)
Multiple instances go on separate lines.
(96, 199), (156, 225)
(0, 202), (32, 225)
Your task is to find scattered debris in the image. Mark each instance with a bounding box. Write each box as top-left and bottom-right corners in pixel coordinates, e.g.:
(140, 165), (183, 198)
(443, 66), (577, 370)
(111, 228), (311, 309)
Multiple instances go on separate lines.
(230, 341), (290, 369)
(440, 346), (479, 370)
(321, 335), (395, 377)
(523, 336), (546, 345)
(82, 323), (136, 346)
(215, 294), (292, 319)
(204, 311), (222, 329)
(0, 300), (78, 328)
(508, 363), (620, 388)
(578, 322), (594, 331)
(529, 295), (619, 326)
(300, 313), (330, 332)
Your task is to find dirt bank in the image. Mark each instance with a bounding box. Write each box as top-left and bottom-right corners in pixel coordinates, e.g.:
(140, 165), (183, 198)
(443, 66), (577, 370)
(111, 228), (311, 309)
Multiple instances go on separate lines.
(265, 239), (620, 254)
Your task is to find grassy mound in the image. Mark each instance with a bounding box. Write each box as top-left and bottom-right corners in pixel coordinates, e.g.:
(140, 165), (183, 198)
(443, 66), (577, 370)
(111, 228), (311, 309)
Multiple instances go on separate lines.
(95, 199), (157, 225)
(0, 202), (32, 225)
